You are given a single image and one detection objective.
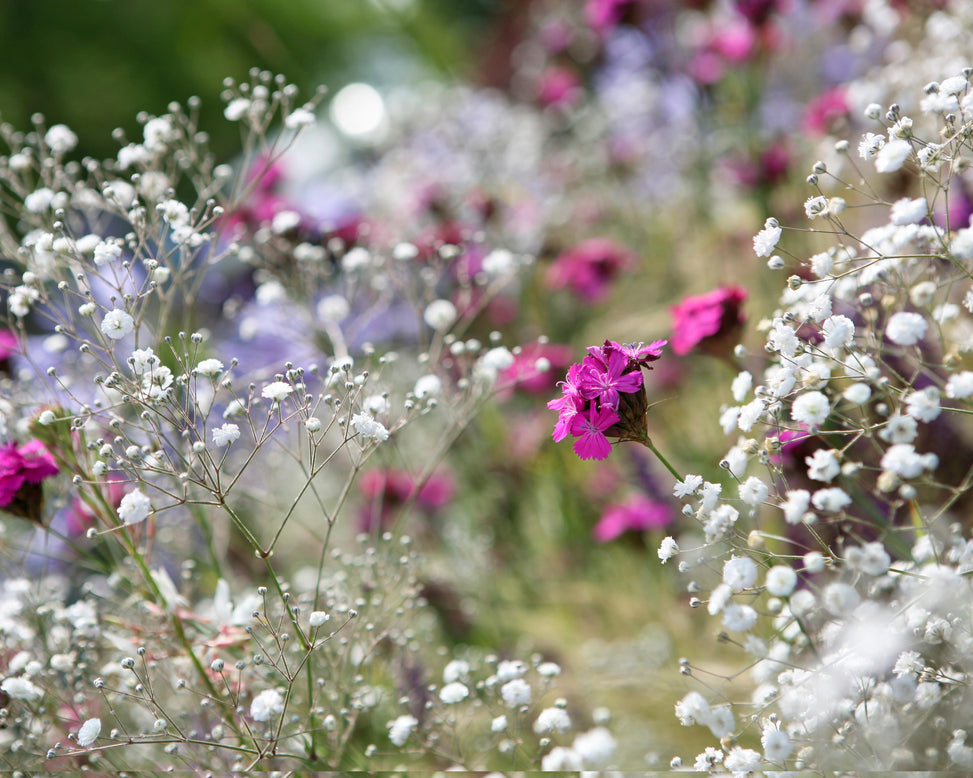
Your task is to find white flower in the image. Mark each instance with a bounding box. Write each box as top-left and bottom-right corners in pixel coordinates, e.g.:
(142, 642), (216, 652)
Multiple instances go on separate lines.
(858, 131), (885, 159)
(414, 374), (442, 398)
(423, 299), (458, 331)
(491, 714), (508, 732)
(537, 661), (561, 677)
(673, 474), (703, 498)
(675, 691), (711, 726)
(812, 487), (852, 512)
(761, 722), (793, 762)
(905, 386), (941, 422)
(803, 551), (826, 573)
(542, 746), (583, 771)
(118, 488), (152, 525)
(723, 556), (758, 591)
(1, 676), (43, 701)
(496, 659), (526, 681)
(211, 423), (240, 447)
(806, 448), (840, 482)
(438, 681), (469, 704)
(93, 240), (122, 266)
(308, 611), (330, 627)
(940, 75), (968, 95)
(130, 347), (158, 375)
(804, 196), (828, 219)
(886, 311), (927, 346)
(694, 747), (725, 771)
(722, 603), (758, 632)
(791, 390), (830, 428)
(890, 196), (928, 225)
(534, 706), (572, 735)
(482, 248), (517, 277)
(77, 717), (101, 747)
(442, 659), (470, 684)
(261, 381), (294, 403)
(284, 107), (316, 129)
(224, 98), (251, 121)
(765, 565), (798, 597)
(45, 124), (78, 153)
(143, 116), (176, 151)
(500, 678), (531, 707)
(707, 583), (732, 615)
(250, 688), (285, 722)
(879, 414), (918, 444)
(725, 746), (762, 774)
(821, 314), (855, 349)
(809, 251), (833, 278)
(880, 443), (927, 479)
(100, 309), (135, 340)
(351, 411), (389, 442)
(317, 294), (350, 322)
(731, 371), (752, 403)
(846, 541), (891, 576)
(387, 714), (418, 746)
(753, 220), (782, 257)
(822, 582), (859, 615)
(875, 138), (912, 173)
(196, 358), (224, 377)
(781, 489), (811, 524)
(843, 382), (871, 405)
(658, 536), (679, 563)
(572, 726), (617, 767)
(739, 476), (768, 507)
(946, 371), (973, 399)
(737, 398), (765, 432)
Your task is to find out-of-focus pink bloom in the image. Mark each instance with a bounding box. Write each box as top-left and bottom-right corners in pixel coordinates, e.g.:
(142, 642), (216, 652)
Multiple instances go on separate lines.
(670, 286), (747, 356)
(0, 440), (59, 507)
(802, 87), (849, 136)
(735, 0), (779, 26)
(0, 329), (18, 359)
(585, 0), (639, 33)
(726, 142), (791, 189)
(357, 467), (455, 532)
(537, 67), (583, 108)
(711, 19), (757, 62)
(546, 238), (637, 303)
(593, 493), (673, 542)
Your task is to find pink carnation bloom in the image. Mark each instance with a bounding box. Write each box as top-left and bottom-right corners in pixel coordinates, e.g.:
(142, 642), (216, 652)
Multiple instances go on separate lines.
(593, 494), (673, 542)
(0, 329), (18, 360)
(0, 440), (59, 507)
(357, 467), (455, 532)
(802, 87), (849, 136)
(568, 405), (620, 461)
(578, 349), (643, 411)
(537, 67), (582, 108)
(670, 286), (747, 356)
(546, 238), (636, 303)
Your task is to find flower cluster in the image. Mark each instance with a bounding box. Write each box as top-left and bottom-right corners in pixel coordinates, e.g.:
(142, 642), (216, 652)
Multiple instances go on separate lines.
(548, 339), (665, 460)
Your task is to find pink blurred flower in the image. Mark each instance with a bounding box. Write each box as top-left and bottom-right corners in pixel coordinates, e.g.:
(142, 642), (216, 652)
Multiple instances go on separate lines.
(546, 238), (637, 303)
(593, 493), (674, 542)
(357, 467), (455, 532)
(802, 87), (849, 136)
(0, 441), (58, 504)
(670, 286), (748, 356)
(498, 341), (573, 397)
(537, 67), (583, 108)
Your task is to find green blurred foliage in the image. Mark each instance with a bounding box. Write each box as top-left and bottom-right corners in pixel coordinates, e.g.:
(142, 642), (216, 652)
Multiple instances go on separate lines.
(0, 0), (501, 159)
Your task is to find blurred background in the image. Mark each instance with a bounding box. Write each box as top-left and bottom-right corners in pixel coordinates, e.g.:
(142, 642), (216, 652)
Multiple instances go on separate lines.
(0, 0), (504, 158)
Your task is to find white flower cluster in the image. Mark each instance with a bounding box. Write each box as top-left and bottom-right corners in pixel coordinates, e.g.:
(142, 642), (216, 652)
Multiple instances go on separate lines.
(668, 71), (973, 772)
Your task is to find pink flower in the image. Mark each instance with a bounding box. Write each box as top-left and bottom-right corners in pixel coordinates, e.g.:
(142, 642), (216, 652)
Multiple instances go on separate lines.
(802, 87), (849, 136)
(568, 405), (620, 461)
(497, 341), (573, 397)
(578, 350), (643, 410)
(546, 238), (637, 303)
(548, 363), (585, 443)
(670, 286), (748, 356)
(537, 66), (582, 108)
(0, 329), (18, 360)
(593, 494), (674, 542)
(0, 440), (59, 507)
(584, 0), (638, 33)
(357, 467), (455, 532)
(589, 339), (667, 369)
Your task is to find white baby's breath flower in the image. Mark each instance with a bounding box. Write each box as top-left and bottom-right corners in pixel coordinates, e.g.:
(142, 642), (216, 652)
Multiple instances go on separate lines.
(905, 386), (942, 423)
(93, 240), (122, 266)
(387, 714), (418, 747)
(261, 381), (294, 402)
(100, 309), (135, 340)
(946, 371), (973, 399)
(1, 676), (43, 701)
(500, 678), (531, 707)
(843, 382), (871, 405)
(890, 196), (928, 225)
(439, 681), (469, 704)
(118, 488), (152, 525)
(250, 688), (285, 722)
(765, 566), (798, 597)
(791, 390), (830, 428)
(284, 107), (316, 129)
(534, 706), (572, 735)
(723, 556), (758, 591)
(196, 358), (224, 377)
(223, 98), (251, 121)
(811, 487), (852, 513)
(351, 412), (389, 442)
(875, 138), (912, 172)
(821, 314), (855, 349)
(414, 374), (442, 398)
(781, 489), (811, 524)
(658, 536), (679, 563)
(211, 423), (240, 447)
(77, 717), (101, 747)
(423, 299), (457, 331)
(309, 611), (330, 627)
(673, 474), (703, 498)
(886, 311), (927, 346)
(753, 219), (782, 257)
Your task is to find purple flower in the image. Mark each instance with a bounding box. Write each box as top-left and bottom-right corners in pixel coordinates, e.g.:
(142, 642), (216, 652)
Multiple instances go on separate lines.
(568, 405), (620, 461)
(670, 286), (747, 356)
(0, 440), (59, 509)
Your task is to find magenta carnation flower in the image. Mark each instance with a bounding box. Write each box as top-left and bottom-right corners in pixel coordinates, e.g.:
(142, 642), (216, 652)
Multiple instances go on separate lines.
(670, 286), (748, 356)
(577, 349), (643, 411)
(568, 404), (619, 461)
(0, 440), (59, 522)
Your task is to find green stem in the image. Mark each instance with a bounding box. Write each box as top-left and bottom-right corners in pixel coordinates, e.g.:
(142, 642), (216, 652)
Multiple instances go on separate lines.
(643, 438), (682, 482)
